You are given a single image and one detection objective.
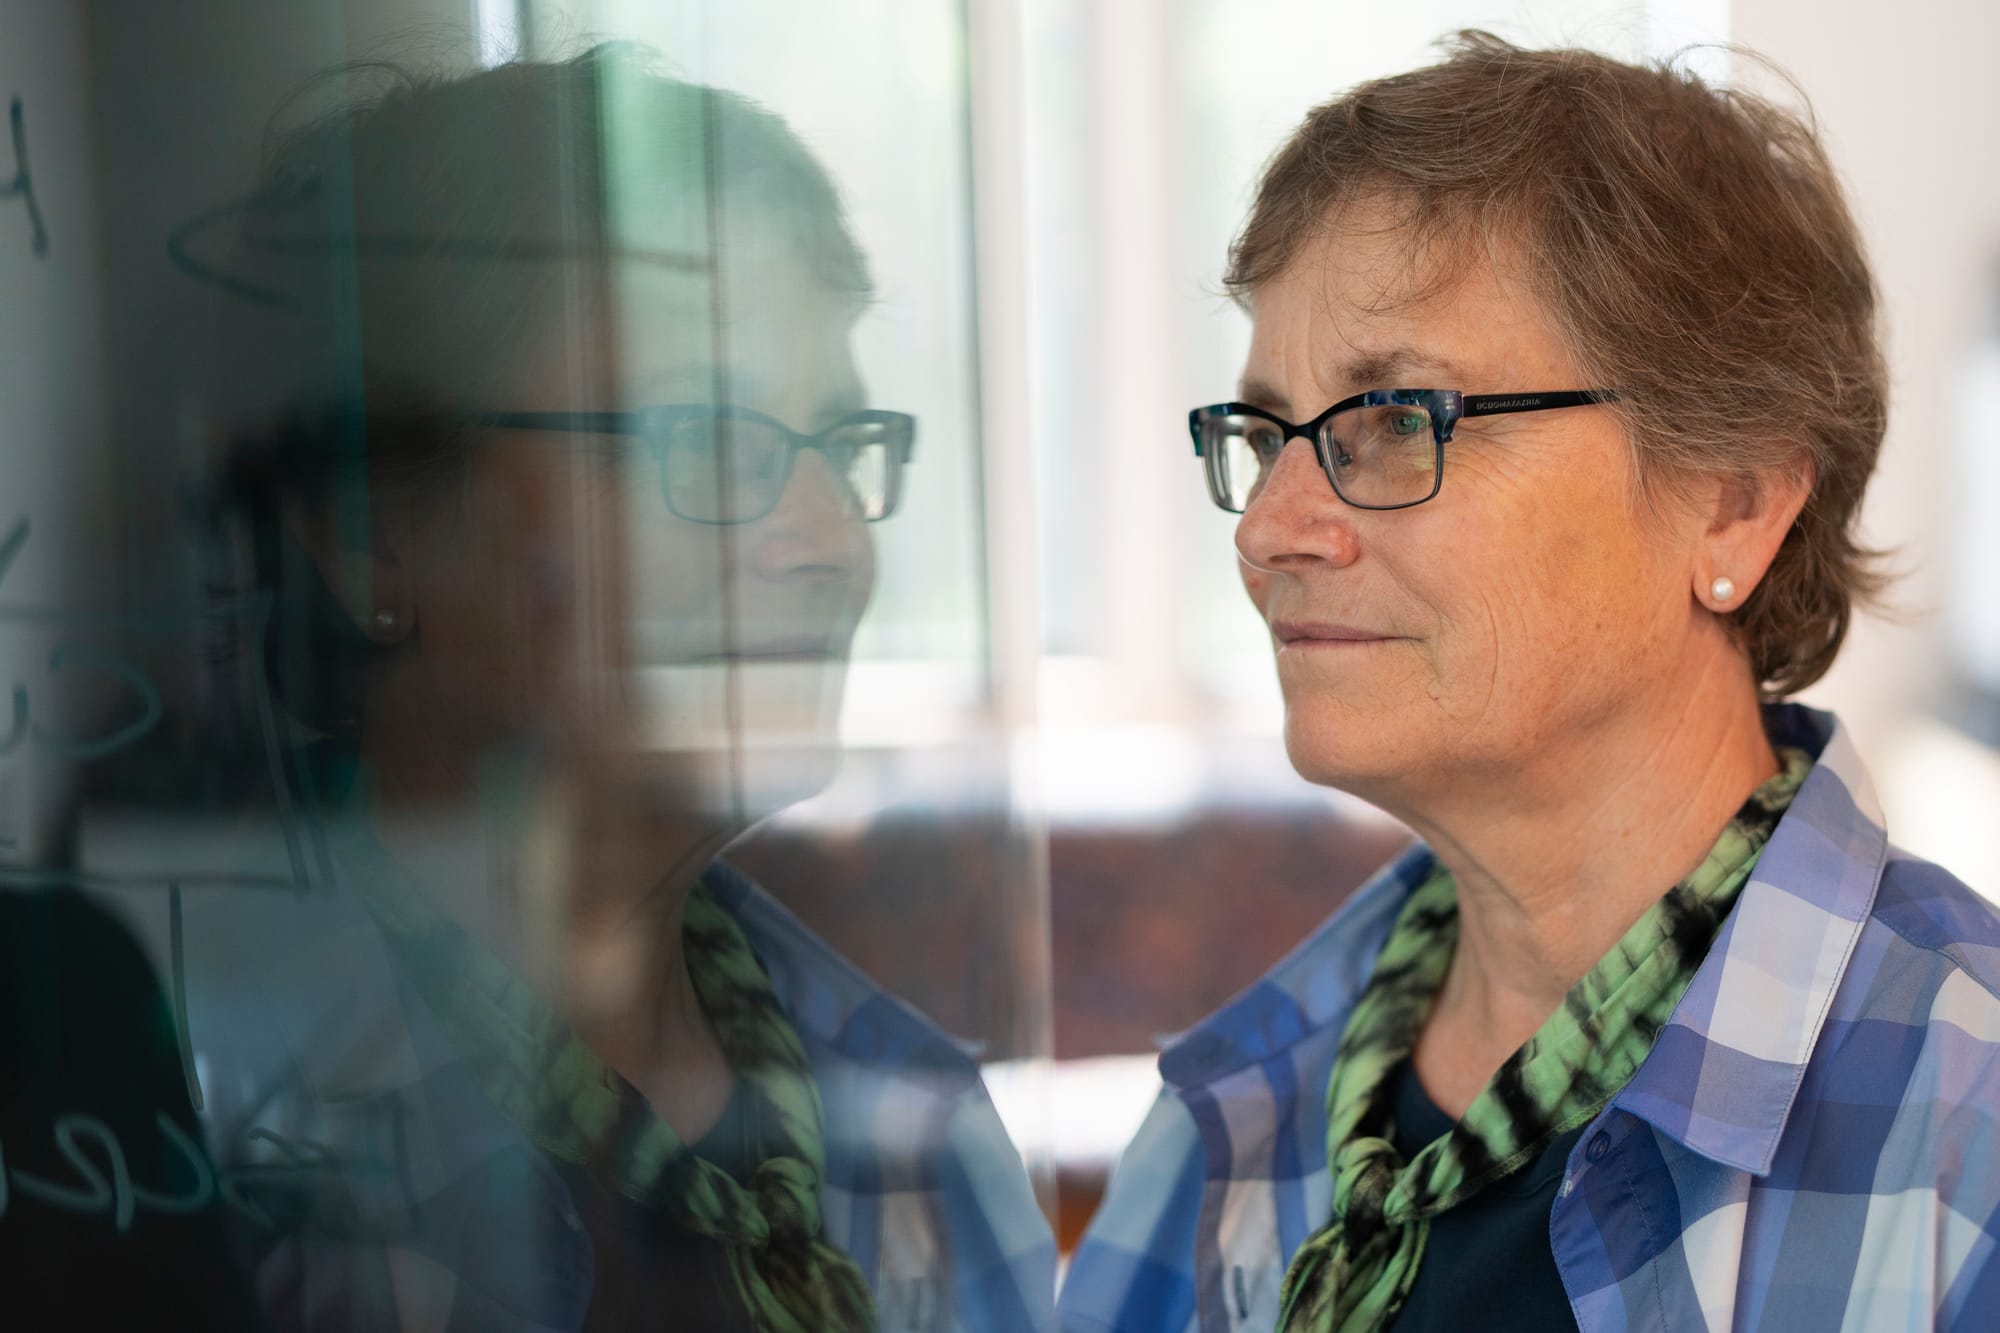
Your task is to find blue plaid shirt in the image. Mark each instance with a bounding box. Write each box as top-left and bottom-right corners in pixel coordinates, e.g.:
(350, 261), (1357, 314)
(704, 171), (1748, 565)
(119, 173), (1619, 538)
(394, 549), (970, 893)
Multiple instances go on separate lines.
(1059, 705), (2000, 1331)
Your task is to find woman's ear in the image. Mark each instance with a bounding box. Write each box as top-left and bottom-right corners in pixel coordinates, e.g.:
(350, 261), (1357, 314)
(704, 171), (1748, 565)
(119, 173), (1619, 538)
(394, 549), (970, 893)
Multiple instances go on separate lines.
(281, 493), (417, 645)
(1694, 458), (1814, 610)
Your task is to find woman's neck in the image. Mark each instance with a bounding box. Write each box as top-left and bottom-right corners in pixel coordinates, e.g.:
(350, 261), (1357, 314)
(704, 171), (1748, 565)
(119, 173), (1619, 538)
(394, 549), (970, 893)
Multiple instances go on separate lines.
(360, 733), (744, 1140)
(1396, 652), (1779, 1117)
(559, 808), (741, 1142)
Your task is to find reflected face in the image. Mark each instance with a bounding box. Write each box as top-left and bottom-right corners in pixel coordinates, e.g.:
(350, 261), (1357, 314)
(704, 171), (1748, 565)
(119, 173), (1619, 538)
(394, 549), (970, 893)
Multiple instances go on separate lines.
(1233, 202), (1700, 802)
(395, 247), (876, 819)
(610, 261), (876, 670)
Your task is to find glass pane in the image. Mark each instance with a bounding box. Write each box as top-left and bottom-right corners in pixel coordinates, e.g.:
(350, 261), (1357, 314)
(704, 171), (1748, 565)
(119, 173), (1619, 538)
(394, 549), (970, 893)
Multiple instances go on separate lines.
(0, 4), (1051, 1328)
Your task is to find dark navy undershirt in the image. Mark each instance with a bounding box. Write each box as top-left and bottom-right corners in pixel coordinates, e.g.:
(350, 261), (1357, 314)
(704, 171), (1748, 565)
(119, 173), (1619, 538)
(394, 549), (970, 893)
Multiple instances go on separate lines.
(1384, 1059), (1584, 1333)
(557, 1075), (762, 1332)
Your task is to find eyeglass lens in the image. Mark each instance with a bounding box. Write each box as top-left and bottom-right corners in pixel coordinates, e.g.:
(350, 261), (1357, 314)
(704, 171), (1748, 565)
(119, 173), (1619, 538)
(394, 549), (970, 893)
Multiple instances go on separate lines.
(658, 413), (897, 523)
(1203, 401), (1439, 512)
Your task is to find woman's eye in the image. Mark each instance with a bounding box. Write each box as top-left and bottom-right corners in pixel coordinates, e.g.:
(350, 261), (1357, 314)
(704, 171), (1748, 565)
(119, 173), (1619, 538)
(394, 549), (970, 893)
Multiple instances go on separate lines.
(1389, 411), (1428, 436)
(1250, 427), (1284, 460)
(750, 447), (787, 483)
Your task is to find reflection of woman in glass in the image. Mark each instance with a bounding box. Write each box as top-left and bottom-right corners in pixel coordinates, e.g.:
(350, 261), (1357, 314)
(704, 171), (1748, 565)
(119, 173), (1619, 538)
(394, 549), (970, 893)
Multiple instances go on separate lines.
(186, 47), (1049, 1332)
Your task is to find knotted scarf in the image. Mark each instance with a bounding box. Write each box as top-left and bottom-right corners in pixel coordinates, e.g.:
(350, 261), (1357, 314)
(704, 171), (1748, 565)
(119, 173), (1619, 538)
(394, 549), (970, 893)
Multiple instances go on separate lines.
(1278, 747), (1811, 1332)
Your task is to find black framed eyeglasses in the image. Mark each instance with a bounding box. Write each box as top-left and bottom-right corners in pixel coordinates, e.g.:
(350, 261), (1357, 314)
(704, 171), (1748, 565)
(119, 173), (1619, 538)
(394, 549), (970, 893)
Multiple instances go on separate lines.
(475, 404), (916, 524)
(1189, 388), (1617, 512)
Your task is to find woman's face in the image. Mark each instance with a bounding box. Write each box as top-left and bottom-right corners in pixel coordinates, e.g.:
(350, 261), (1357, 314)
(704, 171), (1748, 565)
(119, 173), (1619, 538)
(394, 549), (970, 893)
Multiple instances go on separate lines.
(388, 252), (876, 821)
(1233, 202), (1711, 806)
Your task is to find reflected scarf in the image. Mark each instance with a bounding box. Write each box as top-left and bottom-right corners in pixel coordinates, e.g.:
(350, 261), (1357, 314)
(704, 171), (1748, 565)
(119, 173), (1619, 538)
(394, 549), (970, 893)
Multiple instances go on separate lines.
(350, 844), (875, 1333)
(1277, 748), (1811, 1332)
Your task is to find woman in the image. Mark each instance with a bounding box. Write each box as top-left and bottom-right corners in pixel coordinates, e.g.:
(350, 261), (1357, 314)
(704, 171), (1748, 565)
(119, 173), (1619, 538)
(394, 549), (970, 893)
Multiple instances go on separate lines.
(1062, 32), (2000, 1333)
(177, 48), (1050, 1332)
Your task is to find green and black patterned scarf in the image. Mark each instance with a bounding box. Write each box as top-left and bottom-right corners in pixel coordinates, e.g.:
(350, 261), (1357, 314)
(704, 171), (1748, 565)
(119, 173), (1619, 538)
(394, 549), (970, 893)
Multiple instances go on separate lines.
(341, 822), (875, 1333)
(1278, 747), (1812, 1332)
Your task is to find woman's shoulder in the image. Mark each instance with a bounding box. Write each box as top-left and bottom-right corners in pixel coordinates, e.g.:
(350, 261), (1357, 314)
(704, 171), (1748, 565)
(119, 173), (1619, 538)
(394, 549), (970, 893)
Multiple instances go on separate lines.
(1863, 846), (2000, 995)
(1815, 848), (2000, 1076)
(1799, 848), (2000, 1116)
(1772, 852), (2000, 1285)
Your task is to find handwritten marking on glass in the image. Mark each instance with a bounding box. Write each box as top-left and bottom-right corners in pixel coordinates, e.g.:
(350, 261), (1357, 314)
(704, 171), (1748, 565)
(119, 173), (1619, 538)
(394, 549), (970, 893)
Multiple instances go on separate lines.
(0, 1112), (424, 1237)
(0, 517), (165, 764)
(1, 97), (48, 258)
(0, 1112), (215, 1232)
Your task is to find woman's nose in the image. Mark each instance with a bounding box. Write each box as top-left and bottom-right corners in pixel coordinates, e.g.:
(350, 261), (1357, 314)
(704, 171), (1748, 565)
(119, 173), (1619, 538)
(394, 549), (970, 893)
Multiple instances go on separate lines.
(746, 448), (874, 583)
(1234, 437), (1361, 574)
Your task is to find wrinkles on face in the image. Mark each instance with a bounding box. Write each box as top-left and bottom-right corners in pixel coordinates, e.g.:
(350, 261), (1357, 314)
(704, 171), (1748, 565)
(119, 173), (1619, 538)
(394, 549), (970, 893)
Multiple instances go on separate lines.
(1232, 198), (1707, 810)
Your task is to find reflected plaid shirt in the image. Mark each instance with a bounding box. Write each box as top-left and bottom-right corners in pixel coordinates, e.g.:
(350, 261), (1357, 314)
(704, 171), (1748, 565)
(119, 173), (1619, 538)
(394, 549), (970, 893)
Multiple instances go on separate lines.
(1059, 705), (2000, 1331)
(183, 855), (1055, 1333)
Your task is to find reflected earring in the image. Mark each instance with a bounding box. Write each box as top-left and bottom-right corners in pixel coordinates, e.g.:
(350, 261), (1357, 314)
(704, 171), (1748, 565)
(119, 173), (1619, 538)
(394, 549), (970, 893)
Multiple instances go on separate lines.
(1710, 576), (1736, 606)
(372, 609), (400, 636)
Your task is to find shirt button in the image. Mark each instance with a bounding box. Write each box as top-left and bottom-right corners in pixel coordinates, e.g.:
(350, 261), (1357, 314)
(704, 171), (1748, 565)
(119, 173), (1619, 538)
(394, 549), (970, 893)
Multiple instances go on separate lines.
(1586, 1132), (1611, 1163)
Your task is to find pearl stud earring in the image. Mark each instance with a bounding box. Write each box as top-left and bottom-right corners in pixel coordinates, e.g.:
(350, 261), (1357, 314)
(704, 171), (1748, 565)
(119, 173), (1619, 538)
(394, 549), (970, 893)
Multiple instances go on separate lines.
(372, 609), (400, 634)
(1710, 576), (1736, 605)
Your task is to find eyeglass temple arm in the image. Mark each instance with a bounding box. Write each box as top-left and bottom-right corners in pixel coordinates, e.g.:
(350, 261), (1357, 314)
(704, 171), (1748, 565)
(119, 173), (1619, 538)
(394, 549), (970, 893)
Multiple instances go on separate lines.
(470, 410), (642, 436)
(1458, 389), (1619, 418)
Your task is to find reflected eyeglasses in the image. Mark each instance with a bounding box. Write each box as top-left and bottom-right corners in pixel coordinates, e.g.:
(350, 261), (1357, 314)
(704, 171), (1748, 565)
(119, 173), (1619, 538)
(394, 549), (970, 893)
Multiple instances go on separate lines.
(1189, 388), (1617, 512)
(477, 404), (917, 524)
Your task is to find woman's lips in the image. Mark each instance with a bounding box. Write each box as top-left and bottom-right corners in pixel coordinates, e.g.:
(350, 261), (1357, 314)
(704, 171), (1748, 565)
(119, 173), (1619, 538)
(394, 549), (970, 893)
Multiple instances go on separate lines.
(1268, 619), (1398, 649)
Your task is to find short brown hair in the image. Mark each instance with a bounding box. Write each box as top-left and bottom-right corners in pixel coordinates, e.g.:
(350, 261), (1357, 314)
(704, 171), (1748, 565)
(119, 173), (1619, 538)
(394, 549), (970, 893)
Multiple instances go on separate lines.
(1226, 31), (1888, 697)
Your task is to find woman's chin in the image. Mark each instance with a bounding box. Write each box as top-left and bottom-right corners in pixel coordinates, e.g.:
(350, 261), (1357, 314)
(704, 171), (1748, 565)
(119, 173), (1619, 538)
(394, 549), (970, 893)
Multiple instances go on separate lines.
(529, 737), (842, 832)
(731, 741), (844, 821)
(1282, 706), (1410, 795)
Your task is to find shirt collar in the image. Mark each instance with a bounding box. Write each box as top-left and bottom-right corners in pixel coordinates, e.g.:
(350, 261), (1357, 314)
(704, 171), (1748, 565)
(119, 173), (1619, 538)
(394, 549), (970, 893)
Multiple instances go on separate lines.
(1611, 703), (1887, 1174)
(701, 859), (985, 1086)
(1154, 704), (1890, 1181)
